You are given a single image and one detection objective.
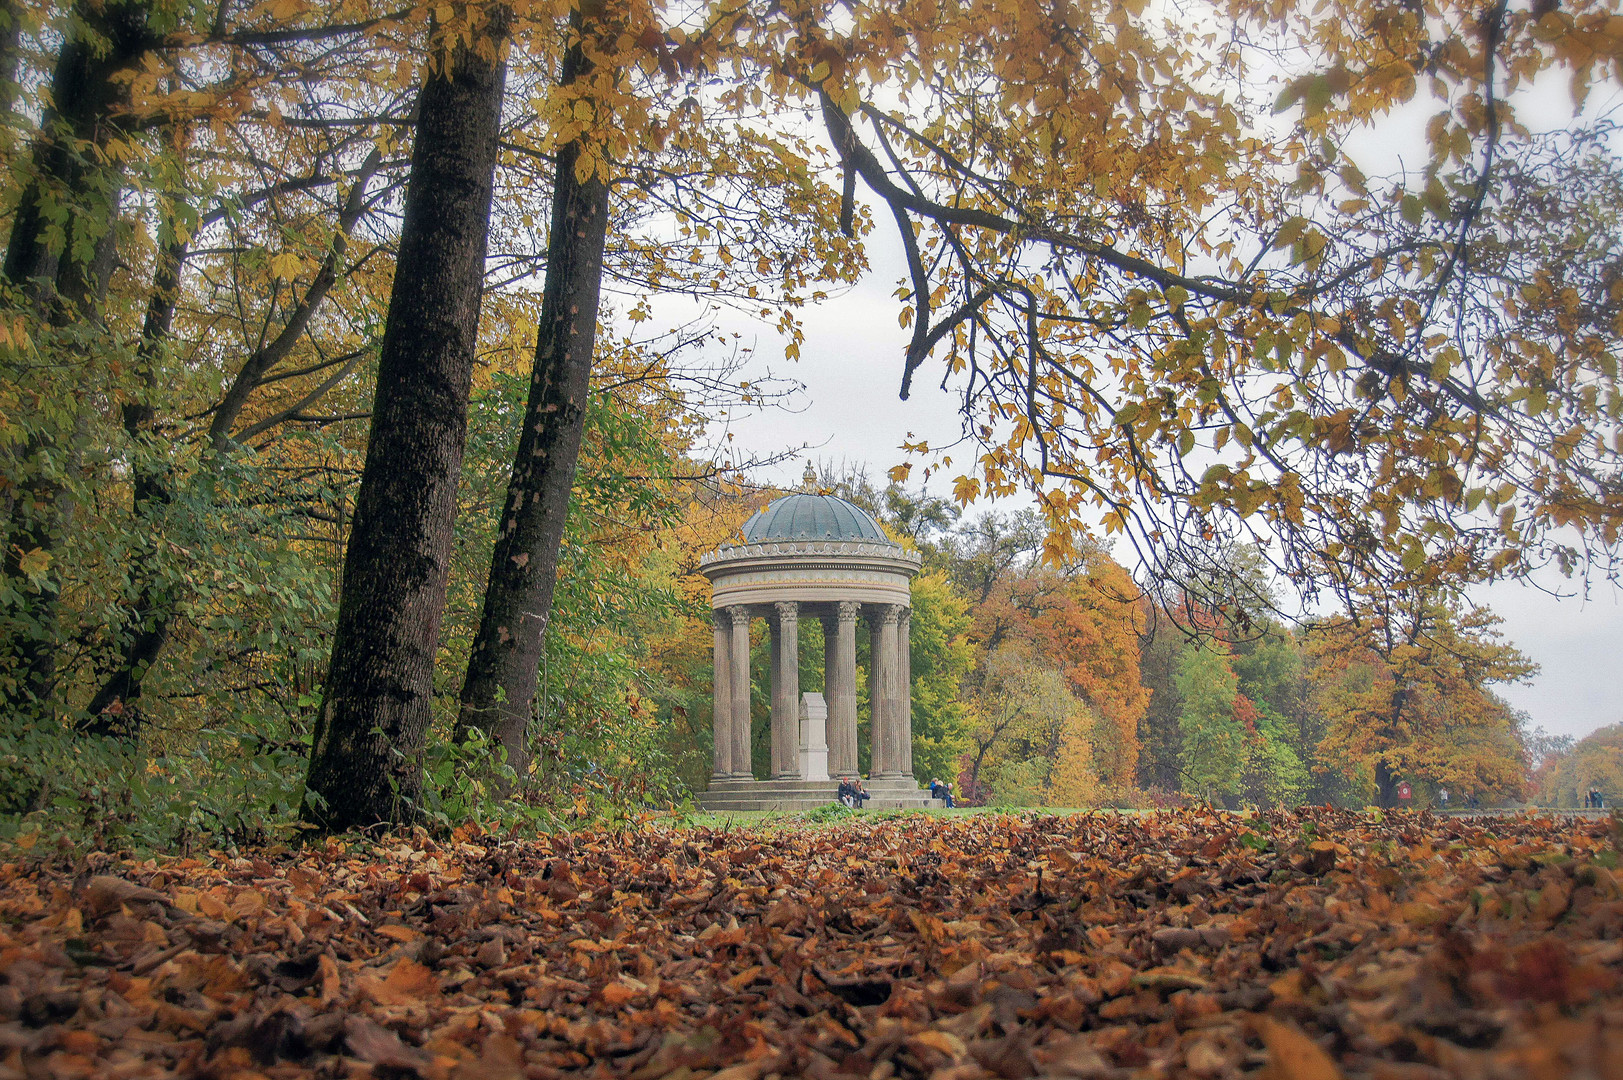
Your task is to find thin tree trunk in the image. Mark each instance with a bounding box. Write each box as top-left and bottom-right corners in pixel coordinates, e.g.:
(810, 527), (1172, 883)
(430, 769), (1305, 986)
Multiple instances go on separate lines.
(80, 225), (188, 735)
(302, 13), (510, 832)
(456, 5), (611, 783)
(207, 149), (382, 452)
(82, 144), (381, 732)
(1, 201), (124, 714)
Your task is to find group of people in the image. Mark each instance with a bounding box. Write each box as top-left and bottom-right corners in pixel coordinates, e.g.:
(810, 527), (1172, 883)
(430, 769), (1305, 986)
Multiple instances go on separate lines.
(836, 777), (870, 808)
(831, 776), (956, 809)
(1586, 788), (1607, 809)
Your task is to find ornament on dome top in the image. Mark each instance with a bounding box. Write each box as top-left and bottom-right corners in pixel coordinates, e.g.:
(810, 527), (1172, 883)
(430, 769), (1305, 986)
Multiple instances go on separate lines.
(802, 461), (818, 492)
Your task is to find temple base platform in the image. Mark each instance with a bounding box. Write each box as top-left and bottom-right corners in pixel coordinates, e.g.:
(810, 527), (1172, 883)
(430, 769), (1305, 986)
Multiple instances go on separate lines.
(697, 776), (942, 813)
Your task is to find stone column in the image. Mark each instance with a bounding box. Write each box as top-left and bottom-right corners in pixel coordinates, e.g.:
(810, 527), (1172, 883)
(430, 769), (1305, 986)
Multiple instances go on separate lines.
(825, 601), (860, 777)
(771, 601), (800, 778)
(898, 606), (913, 779)
(872, 604), (906, 779)
(867, 607), (889, 777)
(727, 606), (752, 779)
(711, 610), (731, 781)
(820, 613), (839, 766)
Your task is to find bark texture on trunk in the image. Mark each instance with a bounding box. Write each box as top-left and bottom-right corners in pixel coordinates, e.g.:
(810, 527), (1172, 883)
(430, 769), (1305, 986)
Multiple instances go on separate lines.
(303, 20), (509, 831)
(456, 7), (612, 781)
(1375, 757), (1397, 809)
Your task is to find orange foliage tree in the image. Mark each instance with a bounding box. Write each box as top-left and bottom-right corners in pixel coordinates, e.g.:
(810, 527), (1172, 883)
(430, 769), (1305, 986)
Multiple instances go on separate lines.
(969, 545), (1147, 787)
(1311, 595), (1535, 807)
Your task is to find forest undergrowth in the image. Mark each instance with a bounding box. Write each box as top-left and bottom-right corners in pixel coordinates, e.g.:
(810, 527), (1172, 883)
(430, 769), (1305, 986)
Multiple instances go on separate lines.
(0, 810), (1619, 1078)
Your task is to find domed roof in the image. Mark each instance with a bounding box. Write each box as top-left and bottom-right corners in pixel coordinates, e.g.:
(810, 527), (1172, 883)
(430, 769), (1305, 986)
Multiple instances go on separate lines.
(740, 493), (888, 543)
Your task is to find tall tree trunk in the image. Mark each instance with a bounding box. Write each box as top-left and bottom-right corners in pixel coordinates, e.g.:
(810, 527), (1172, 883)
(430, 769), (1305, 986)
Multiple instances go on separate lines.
(302, 13), (510, 832)
(1374, 681), (1411, 808)
(80, 223), (188, 736)
(457, 5), (611, 783)
(0, 0), (152, 717)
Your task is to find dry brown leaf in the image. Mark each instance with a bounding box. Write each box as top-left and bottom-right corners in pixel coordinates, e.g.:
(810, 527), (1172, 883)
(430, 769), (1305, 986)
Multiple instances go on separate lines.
(80, 876), (167, 916)
(345, 1015), (430, 1069)
(361, 957), (438, 1006)
(1255, 1016), (1346, 1080)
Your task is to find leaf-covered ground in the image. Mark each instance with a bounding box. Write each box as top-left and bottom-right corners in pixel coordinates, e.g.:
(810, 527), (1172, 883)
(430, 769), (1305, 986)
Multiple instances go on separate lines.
(1, 809), (1620, 1079)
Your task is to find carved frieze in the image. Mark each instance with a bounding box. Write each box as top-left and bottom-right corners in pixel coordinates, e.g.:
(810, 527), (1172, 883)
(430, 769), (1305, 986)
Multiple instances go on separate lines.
(698, 539), (924, 568)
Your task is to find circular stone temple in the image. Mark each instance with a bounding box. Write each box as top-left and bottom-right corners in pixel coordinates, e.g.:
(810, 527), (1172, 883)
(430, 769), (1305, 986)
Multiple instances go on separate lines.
(696, 466), (940, 811)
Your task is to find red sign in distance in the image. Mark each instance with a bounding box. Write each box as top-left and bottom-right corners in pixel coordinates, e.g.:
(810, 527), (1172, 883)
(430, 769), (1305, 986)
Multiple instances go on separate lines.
(1397, 782), (1412, 800)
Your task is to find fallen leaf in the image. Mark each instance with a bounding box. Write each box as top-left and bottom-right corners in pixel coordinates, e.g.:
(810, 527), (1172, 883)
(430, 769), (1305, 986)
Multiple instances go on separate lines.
(1255, 1016), (1345, 1080)
(345, 1015), (430, 1069)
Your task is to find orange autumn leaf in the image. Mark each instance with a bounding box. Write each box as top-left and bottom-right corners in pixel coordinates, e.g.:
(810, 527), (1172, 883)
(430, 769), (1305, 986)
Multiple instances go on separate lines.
(1255, 1016), (1346, 1080)
(362, 958), (439, 1006)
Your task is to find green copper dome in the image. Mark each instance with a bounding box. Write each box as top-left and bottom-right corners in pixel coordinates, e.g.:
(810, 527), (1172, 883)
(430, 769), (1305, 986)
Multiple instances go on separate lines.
(740, 493), (888, 543)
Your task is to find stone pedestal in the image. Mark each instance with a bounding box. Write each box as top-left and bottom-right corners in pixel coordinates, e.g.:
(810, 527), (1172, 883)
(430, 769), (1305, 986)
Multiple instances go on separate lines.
(798, 692), (829, 782)
(696, 775), (942, 812)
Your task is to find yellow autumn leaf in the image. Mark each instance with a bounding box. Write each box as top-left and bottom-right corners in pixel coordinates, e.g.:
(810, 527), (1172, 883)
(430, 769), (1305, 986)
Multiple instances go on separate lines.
(267, 252), (304, 281)
(15, 547), (50, 580)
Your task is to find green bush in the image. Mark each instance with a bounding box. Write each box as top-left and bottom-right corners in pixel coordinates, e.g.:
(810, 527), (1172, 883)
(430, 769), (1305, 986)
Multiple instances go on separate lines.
(802, 801), (861, 823)
(0, 713), (307, 853)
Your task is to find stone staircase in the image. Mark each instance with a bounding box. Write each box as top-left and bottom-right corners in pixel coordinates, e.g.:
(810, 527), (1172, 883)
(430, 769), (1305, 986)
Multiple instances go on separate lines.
(697, 777), (942, 813)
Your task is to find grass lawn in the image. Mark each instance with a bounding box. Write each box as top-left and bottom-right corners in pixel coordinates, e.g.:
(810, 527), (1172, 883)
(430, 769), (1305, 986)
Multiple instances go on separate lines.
(676, 805), (1118, 830)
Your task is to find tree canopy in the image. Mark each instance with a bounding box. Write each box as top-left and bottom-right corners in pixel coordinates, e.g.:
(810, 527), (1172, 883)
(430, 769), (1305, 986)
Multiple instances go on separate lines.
(0, 0), (1613, 829)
